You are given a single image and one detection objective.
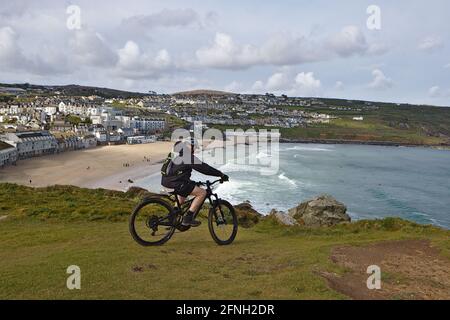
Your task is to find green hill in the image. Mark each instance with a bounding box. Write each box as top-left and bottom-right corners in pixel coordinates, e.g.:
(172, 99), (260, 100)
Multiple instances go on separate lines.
(0, 184), (449, 299)
(0, 83), (149, 99)
(279, 102), (450, 146)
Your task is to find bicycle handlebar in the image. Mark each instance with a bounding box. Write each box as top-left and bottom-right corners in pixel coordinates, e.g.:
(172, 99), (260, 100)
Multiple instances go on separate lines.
(196, 178), (225, 188)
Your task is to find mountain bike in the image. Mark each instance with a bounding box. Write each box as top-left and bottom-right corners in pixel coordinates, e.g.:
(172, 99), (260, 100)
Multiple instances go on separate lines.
(129, 179), (238, 246)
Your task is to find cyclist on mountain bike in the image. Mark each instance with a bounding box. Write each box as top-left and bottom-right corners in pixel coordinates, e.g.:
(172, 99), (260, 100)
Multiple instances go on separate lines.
(161, 138), (229, 227)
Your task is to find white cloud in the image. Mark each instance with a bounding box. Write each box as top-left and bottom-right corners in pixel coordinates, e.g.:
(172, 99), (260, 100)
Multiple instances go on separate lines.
(419, 36), (444, 52)
(428, 86), (441, 97)
(0, 26), (69, 75)
(327, 25), (368, 57)
(117, 41), (141, 69)
(252, 70), (322, 96)
(428, 86), (450, 98)
(334, 81), (344, 90)
(0, 2), (30, 19)
(257, 32), (324, 65)
(224, 81), (242, 92)
(252, 70), (293, 93)
(195, 32), (320, 69)
(266, 72), (291, 91)
(195, 32), (260, 69)
(368, 69), (393, 90)
(115, 41), (174, 79)
(251, 80), (264, 91)
(0, 26), (29, 69)
(444, 63), (450, 69)
(294, 72), (322, 96)
(69, 30), (117, 67)
(196, 26), (384, 70)
(0, 2), (447, 106)
(122, 8), (201, 29)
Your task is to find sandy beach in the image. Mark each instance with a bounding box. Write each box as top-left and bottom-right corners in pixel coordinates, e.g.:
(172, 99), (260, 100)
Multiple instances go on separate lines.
(0, 142), (173, 191)
(0, 139), (250, 192)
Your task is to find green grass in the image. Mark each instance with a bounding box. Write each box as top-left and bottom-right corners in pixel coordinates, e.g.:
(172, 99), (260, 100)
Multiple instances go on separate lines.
(0, 184), (449, 299)
(210, 103), (450, 146)
(0, 184), (135, 222)
(278, 103), (450, 145)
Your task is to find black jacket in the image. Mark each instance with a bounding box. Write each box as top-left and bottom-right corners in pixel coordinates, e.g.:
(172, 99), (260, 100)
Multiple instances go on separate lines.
(161, 154), (223, 189)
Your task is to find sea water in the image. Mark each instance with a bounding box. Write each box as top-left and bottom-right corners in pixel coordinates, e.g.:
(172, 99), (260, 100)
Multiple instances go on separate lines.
(136, 144), (450, 229)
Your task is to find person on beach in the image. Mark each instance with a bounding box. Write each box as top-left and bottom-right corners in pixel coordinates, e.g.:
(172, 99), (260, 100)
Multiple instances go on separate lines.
(161, 138), (229, 227)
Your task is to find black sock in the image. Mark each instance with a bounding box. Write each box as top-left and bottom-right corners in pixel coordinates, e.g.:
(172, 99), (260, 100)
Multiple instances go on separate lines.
(187, 210), (195, 217)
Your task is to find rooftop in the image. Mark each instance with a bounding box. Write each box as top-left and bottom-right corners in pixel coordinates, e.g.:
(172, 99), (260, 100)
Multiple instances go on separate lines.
(15, 131), (51, 139)
(0, 141), (15, 151)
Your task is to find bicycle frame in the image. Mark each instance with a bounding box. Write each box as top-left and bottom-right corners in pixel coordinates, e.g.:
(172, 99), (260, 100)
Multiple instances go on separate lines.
(171, 179), (222, 217)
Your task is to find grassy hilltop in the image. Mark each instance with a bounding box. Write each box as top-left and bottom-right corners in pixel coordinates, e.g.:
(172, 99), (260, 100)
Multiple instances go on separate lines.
(280, 102), (450, 146)
(0, 183), (449, 299)
(215, 101), (450, 146)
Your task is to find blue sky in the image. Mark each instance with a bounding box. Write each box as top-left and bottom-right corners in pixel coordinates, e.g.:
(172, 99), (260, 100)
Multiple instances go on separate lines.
(0, 0), (449, 106)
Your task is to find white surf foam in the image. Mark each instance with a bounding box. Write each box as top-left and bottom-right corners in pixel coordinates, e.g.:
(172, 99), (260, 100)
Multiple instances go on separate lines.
(285, 146), (333, 152)
(278, 172), (297, 187)
(214, 179), (255, 204)
(219, 161), (261, 173)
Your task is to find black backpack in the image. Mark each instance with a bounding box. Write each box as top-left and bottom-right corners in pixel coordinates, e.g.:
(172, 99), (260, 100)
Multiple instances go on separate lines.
(160, 153), (173, 177)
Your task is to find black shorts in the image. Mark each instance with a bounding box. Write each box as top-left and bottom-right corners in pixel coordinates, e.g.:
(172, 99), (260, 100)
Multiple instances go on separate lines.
(174, 180), (196, 197)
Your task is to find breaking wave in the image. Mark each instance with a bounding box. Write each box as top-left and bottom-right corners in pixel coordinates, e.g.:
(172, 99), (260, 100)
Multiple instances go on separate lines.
(285, 146), (333, 152)
(278, 172), (297, 187)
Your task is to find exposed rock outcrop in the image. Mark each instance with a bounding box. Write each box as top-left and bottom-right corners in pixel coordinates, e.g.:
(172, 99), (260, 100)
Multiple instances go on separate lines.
(234, 202), (262, 228)
(268, 209), (299, 226)
(289, 195), (350, 227)
(268, 195), (350, 227)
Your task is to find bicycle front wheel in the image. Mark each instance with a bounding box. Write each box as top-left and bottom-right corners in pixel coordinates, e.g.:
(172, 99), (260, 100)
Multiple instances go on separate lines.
(129, 198), (176, 246)
(208, 200), (238, 245)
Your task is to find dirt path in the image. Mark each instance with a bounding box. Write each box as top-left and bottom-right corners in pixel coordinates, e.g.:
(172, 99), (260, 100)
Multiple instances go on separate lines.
(320, 239), (450, 300)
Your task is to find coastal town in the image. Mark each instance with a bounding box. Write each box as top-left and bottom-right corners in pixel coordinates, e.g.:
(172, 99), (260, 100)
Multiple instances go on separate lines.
(1, 83), (450, 169)
(0, 84), (342, 168)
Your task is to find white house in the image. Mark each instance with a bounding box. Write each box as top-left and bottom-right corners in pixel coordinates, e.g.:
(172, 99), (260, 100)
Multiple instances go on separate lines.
(81, 135), (97, 148)
(58, 102), (86, 115)
(353, 116), (364, 121)
(94, 130), (107, 143)
(0, 141), (18, 167)
(130, 117), (166, 133)
(90, 109), (123, 130)
(54, 134), (81, 153)
(127, 135), (156, 144)
(108, 132), (122, 144)
(44, 106), (58, 115)
(0, 131), (57, 159)
(118, 127), (135, 137)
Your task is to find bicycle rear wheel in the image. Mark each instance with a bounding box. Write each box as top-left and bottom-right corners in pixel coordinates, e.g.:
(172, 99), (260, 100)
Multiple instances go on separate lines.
(129, 198), (176, 246)
(208, 200), (238, 245)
